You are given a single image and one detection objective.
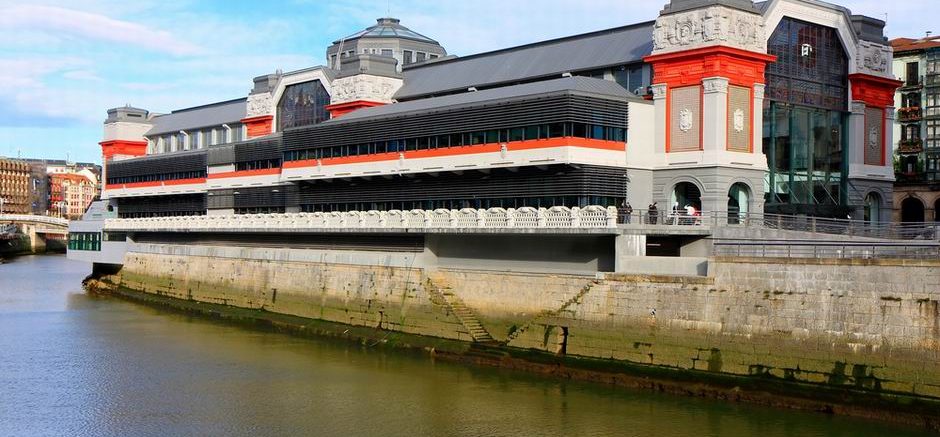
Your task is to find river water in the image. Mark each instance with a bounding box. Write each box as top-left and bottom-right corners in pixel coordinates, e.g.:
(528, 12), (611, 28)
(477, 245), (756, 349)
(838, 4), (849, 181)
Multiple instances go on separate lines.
(0, 255), (932, 437)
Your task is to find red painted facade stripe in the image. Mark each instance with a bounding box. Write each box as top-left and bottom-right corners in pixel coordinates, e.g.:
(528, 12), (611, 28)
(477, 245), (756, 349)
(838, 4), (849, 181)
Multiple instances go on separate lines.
(848, 73), (903, 108)
(282, 137), (626, 169)
(241, 115), (274, 139)
(208, 167), (282, 179)
(100, 140), (147, 160)
(325, 100), (386, 118)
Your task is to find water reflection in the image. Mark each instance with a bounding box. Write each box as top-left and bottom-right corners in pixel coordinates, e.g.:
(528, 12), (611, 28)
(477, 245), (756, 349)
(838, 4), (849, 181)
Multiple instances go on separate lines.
(0, 255), (931, 436)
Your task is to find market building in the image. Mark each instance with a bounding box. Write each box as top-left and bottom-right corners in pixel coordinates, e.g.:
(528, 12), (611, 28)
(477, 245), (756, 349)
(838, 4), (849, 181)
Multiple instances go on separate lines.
(98, 0), (901, 222)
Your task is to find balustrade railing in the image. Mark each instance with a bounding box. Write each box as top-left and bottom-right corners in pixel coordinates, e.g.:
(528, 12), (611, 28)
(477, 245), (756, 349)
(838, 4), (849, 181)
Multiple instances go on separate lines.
(105, 206), (620, 232)
(0, 214), (69, 227)
(104, 207), (940, 241)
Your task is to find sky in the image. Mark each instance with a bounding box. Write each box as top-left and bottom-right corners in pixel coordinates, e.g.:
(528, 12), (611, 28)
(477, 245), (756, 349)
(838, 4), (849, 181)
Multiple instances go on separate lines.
(0, 0), (934, 164)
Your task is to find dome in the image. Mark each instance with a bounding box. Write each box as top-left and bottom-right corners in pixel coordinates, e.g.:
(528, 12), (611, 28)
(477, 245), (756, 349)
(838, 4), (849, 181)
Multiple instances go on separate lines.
(334, 18), (439, 45)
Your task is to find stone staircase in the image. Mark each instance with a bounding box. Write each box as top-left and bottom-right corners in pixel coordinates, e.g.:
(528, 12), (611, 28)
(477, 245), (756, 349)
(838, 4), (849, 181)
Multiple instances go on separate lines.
(504, 279), (600, 345)
(427, 275), (495, 343)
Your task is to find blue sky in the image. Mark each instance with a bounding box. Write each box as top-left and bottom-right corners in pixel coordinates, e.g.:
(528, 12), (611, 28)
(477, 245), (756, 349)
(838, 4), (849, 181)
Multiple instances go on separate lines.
(0, 0), (933, 164)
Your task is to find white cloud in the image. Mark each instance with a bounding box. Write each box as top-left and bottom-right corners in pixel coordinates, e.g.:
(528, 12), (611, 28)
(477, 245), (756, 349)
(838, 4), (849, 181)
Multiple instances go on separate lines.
(0, 5), (204, 56)
(62, 69), (104, 82)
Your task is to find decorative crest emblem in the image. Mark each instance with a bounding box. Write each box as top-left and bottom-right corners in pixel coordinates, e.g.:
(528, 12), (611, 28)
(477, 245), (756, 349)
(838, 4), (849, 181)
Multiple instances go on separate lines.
(801, 43), (814, 57)
(679, 108), (694, 132)
(868, 126), (879, 149)
(733, 109), (745, 133)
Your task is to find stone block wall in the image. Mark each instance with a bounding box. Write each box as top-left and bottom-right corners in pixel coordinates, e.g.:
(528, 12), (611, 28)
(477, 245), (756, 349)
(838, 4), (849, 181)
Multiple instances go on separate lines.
(112, 245), (940, 398)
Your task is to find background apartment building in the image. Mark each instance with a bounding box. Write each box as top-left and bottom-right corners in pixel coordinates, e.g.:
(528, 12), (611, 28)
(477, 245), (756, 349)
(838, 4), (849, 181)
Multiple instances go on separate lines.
(892, 35), (940, 221)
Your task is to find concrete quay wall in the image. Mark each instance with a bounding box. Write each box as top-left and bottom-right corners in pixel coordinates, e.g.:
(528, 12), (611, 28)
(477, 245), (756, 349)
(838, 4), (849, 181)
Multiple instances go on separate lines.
(109, 244), (940, 399)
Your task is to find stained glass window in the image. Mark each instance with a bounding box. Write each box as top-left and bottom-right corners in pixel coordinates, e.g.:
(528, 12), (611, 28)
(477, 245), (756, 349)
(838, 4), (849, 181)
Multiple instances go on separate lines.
(277, 80), (331, 131)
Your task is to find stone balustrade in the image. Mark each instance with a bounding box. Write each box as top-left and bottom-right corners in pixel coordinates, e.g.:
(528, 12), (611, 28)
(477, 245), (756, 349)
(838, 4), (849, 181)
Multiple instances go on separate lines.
(105, 206), (619, 232)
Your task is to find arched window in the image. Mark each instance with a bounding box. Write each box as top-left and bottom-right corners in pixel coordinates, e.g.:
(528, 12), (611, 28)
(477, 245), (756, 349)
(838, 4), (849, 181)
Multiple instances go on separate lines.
(863, 192), (881, 223)
(727, 183), (750, 224)
(277, 80), (331, 131)
(934, 198), (940, 222)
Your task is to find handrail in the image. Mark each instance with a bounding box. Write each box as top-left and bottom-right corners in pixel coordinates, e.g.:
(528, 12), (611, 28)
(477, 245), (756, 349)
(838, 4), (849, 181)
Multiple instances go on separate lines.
(0, 214), (69, 228)
(714, 240), (940, 260)
(616, 209), (939, 241)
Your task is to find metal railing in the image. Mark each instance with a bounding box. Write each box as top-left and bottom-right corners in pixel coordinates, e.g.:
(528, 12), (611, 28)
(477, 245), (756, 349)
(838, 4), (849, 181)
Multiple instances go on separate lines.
(0, 214), (69, 228)
(714, 241), (940, 260)
(617, 209), (939, 240)
(105, 206), (620, 232)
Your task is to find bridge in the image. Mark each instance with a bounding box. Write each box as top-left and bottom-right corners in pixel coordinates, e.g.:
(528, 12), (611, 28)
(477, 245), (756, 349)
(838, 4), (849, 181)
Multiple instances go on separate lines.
(0, 214), (70, 255)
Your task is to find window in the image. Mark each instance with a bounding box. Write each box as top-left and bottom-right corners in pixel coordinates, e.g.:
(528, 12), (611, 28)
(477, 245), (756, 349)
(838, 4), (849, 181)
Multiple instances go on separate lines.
(429, 54), (439, 60)
(403, 50), (414, 64)
(416, 52), (426, 62)
(928, 60), (939, 74)
(381, 49), (393, 57)
(907, 62), (920, 86)
(904, 124), (921, 141)
(276, 80), (331, 131)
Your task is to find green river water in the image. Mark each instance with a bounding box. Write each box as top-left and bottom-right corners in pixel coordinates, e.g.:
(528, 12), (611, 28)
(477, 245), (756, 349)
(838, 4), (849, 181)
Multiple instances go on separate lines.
(0, 255), (933, 436)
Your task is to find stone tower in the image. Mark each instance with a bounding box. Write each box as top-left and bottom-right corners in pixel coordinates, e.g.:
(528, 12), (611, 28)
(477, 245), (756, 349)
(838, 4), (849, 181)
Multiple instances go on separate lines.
(643, 0), (775, 216)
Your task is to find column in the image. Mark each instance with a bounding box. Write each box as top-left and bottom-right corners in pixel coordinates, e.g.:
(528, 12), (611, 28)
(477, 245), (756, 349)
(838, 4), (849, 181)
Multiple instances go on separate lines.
(702, 77), (730, 156)
(651, 84), (668, 154)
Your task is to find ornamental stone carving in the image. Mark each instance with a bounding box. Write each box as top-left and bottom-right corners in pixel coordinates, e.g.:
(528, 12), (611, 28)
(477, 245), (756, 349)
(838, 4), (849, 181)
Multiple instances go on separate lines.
(330, 74), (403, 105)
(753, 83), (765, 100)
(246, 93), (273, 118)
(856, 41), (892, 77)
(652, 6), (766, 55)
(702, 77), (729, 93)
(651, 84), (668, 100)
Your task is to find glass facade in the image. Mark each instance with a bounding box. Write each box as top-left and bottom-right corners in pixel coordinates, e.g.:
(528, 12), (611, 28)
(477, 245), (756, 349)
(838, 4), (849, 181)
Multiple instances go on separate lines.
(762, 17), (849, 216)
(68, 232), (101, 251)
(277, 80), (331, 131)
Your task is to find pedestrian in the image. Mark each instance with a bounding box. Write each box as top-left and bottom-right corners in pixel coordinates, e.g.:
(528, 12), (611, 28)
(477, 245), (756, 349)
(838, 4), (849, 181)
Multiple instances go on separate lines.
(648, 202), (658, 224)
(624, 202), (633, 224)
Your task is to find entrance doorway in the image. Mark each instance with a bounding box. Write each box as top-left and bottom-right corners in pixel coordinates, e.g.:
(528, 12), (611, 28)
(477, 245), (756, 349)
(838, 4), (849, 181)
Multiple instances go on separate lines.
(901, 197), (925, 223)
(671, 182), (702, 212)
(727, 183), (750, 224)
(863, 192), (881, 223)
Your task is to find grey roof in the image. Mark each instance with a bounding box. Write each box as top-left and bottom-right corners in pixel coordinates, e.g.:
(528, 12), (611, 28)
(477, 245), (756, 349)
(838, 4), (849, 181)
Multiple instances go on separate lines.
(394, 21), (655, 101)
(661, 0), (760, 14)
(334, 18), (438, 45)
(326, 76), (634, 124)
(146, 98), (247, 136)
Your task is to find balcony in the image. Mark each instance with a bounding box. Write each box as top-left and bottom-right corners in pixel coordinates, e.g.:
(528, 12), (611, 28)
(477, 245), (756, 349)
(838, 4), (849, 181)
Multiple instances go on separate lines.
(898, 138), (924, 154)
(896, 171), (927, 184)
(898, 106), (923, 122)
(901, 75), (924, 89)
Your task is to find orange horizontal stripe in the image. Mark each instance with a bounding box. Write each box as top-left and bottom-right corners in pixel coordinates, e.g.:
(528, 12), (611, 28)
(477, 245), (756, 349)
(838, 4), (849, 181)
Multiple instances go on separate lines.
(283, 138), (625, 169)
(208, 168), (282, 179)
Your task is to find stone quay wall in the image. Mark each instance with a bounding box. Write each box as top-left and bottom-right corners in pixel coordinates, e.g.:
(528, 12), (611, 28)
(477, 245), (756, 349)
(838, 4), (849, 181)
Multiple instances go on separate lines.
(108, 245), (940, 399)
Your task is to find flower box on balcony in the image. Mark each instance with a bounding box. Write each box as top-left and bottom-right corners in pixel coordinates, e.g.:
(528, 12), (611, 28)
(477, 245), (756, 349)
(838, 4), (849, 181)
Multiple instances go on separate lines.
(898, 139), (924, 154)
(898, 107), (923, 122)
